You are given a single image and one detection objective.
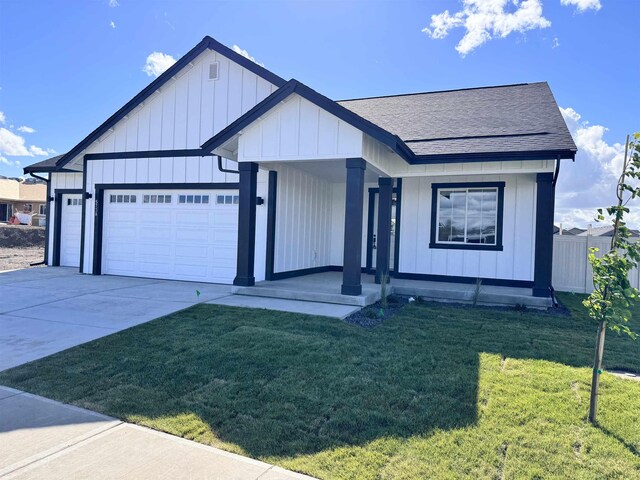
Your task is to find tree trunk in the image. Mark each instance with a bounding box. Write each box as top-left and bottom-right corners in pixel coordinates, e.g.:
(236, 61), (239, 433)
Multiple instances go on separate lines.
(588, 320), (607, 424)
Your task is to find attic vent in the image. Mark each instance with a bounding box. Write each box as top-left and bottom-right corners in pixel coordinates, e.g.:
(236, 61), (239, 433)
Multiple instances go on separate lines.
(208, 62), (219, 80)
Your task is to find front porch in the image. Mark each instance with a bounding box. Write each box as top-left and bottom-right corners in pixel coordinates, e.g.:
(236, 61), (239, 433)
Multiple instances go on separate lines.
(232, 271), (553, 309)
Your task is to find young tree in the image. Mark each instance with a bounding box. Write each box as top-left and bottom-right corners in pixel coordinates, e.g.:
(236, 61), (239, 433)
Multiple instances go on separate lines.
(584, 133), (640, 424)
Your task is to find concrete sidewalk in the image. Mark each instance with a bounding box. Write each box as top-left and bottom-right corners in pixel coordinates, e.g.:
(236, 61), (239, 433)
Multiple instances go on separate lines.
(0, 386), (314, 480)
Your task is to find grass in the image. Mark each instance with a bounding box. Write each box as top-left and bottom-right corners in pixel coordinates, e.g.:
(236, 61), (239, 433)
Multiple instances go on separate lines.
(1, 292), (639, 479)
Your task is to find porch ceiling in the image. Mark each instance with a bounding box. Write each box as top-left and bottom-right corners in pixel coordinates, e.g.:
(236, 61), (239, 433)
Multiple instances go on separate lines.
(264, 160), (385, 183)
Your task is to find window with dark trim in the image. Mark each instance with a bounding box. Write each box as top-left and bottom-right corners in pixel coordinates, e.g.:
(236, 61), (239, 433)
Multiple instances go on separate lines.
(429, 182), (505, 251)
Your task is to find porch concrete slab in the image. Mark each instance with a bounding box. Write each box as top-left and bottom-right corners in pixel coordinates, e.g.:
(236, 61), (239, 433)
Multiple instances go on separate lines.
(6, 293), (193, 329)
(235, 272), (381, 307)
(0, 390), (119, 475)
(98, 279), (233, 303)
(208, 295), (361, 319)
(0, 315), (115, 371)
(1, 389), (315, 480)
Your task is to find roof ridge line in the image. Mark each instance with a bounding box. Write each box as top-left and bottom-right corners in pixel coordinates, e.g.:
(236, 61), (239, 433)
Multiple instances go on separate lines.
(336, 82), (545, 103)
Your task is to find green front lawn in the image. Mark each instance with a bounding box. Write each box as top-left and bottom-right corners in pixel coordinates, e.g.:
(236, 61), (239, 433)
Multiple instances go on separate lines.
(1, 293), (639, 479)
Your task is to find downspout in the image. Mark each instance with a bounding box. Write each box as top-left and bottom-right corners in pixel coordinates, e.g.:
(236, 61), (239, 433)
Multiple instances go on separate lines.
(217, 155), (239, 175)
(549, 156), (561, 307)
(28, 172), (50, 266)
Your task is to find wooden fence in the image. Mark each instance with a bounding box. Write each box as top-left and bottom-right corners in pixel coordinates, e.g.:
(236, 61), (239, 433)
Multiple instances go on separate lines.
(552, 235), (640, 293)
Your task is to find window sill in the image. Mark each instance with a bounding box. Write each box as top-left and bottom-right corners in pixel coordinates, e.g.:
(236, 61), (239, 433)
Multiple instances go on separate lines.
(429, 242), (503, 252)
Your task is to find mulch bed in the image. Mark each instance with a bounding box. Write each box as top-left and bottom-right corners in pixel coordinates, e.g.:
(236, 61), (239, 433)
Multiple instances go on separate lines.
(344, 295), (410, 328)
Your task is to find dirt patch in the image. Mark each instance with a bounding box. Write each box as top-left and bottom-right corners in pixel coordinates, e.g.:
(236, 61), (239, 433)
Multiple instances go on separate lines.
(344, 295), (410, 328)
(0, 247), (45, 271)
(0, 224), (45, 248)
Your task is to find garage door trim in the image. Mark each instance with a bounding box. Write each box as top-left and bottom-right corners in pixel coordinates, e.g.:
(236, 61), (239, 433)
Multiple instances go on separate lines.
(92, 182), (240, 276)
(53, 188), (83, 267)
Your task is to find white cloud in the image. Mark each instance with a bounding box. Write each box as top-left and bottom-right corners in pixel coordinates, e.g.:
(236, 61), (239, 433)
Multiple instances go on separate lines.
(552, 37), (560, 48)
(17, 126), (35, 133)
(142, 52), (176, 78)
(110, 21), (116, 29)
(422, 0), (551, 56)
(29, 145), (49, 156)
(0, 111), (5, 124)
(108, 0), (119, 7)
(232, 45), (264, 67)
(554, 106), (633, 228)
(0, 127), (31, 156)
(560, 0), (602, 13)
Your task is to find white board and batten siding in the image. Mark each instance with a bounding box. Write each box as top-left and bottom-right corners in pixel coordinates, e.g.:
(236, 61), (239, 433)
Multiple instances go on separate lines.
(68, 47), (281, 282)
(238, 94), (363, 163)
(69, 49), (278, 169)
(272, 164), (333, 273)
(398, 174), (538, 282)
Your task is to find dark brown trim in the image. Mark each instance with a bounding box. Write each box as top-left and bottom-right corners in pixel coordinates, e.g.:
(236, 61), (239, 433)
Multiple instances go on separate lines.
(393, 178), (402, 275)
(265, 171), (277, 281)
(233, 163), (259, 286)
(375, 177), (393, 284)
(52, 188), (83, 267)
(533, 172), (555, 297)
(394, 272), (534, 289)
(341, 158), (366, 296)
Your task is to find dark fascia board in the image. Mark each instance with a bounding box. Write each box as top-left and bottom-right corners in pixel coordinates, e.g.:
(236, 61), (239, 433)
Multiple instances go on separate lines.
(410, 149), (576, 164)
(23, 165), (78, 174)
(84, 149), (205, 160)
(200, 79), (416, 163)
(55, 36), (287, 170)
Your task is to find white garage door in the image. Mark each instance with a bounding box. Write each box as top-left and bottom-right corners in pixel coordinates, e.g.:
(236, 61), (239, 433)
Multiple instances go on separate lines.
(60, 194), (83, 267)
(102, 189), (239, 284)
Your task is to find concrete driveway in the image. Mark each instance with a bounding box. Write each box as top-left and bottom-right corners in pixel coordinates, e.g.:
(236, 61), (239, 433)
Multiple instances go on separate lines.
(0, 267), (233, 372)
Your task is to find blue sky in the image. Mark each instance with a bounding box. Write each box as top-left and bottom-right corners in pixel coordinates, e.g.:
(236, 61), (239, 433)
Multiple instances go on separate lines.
(0, 0), (638, 225)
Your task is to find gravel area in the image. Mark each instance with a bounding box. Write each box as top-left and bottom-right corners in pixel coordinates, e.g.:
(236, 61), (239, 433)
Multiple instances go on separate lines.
(0, 247), (45, 271)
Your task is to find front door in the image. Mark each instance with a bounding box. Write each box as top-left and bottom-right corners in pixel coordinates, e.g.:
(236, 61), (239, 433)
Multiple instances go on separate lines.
(366, 188), (397, 273)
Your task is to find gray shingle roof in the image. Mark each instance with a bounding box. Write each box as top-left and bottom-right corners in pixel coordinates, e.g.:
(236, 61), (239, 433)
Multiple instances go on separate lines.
(23, 154), (65, 173)
(338, 82), (576, 159)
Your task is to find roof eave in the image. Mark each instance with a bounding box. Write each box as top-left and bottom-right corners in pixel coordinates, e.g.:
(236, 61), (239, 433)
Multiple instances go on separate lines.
(410, 149), (577, 165)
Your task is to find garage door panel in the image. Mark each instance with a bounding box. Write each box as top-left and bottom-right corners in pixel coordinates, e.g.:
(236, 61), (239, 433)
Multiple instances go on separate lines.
(102, 189), (238, 284)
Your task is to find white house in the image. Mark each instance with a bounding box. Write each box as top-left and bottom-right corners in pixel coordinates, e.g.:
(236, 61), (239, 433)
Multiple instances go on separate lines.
(25, 36), (576, 305)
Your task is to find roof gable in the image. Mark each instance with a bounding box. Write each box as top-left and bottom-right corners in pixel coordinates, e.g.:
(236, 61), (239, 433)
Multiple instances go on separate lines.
(54, 36), (286, 170)
(201, 79), (415, 162)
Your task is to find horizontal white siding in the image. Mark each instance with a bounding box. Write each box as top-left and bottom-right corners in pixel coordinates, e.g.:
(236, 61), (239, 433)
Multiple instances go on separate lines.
(239, 94), (363, 163)
(398, 174), (537, 282)
(67, 49), (277, 169)
(48, 172), (83, 265)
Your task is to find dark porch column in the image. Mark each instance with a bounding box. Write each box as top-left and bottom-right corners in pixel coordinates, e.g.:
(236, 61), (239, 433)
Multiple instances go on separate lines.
(341, 158), (366, 296)
(533, 172), (555, 297)
(234, 162), (258, 287)
(375, 177), (393, 284)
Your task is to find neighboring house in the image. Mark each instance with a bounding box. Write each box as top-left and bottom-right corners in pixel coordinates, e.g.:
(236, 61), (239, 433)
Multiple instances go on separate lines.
(0, 178), (47, 224)
(554, 226), (586, 235)
(25, 36), (576, 300)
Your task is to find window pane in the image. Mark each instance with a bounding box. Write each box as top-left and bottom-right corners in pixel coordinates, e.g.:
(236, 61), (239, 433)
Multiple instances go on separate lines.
(117, 195), (123, 203)
(202, 195), (209, 204)
(194, 195), (201, 204)
(217, 195), (224, 204)
(187, 195), (194, 203)
(165, 195), (172, 203)
(233, 195), (239, 204)
(179, 195), (186, 204)
(131, 195), (136, 203)
(451, 216), (466, 242)
(225, 195), (232, 204)
(143, 195), (149, 203)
